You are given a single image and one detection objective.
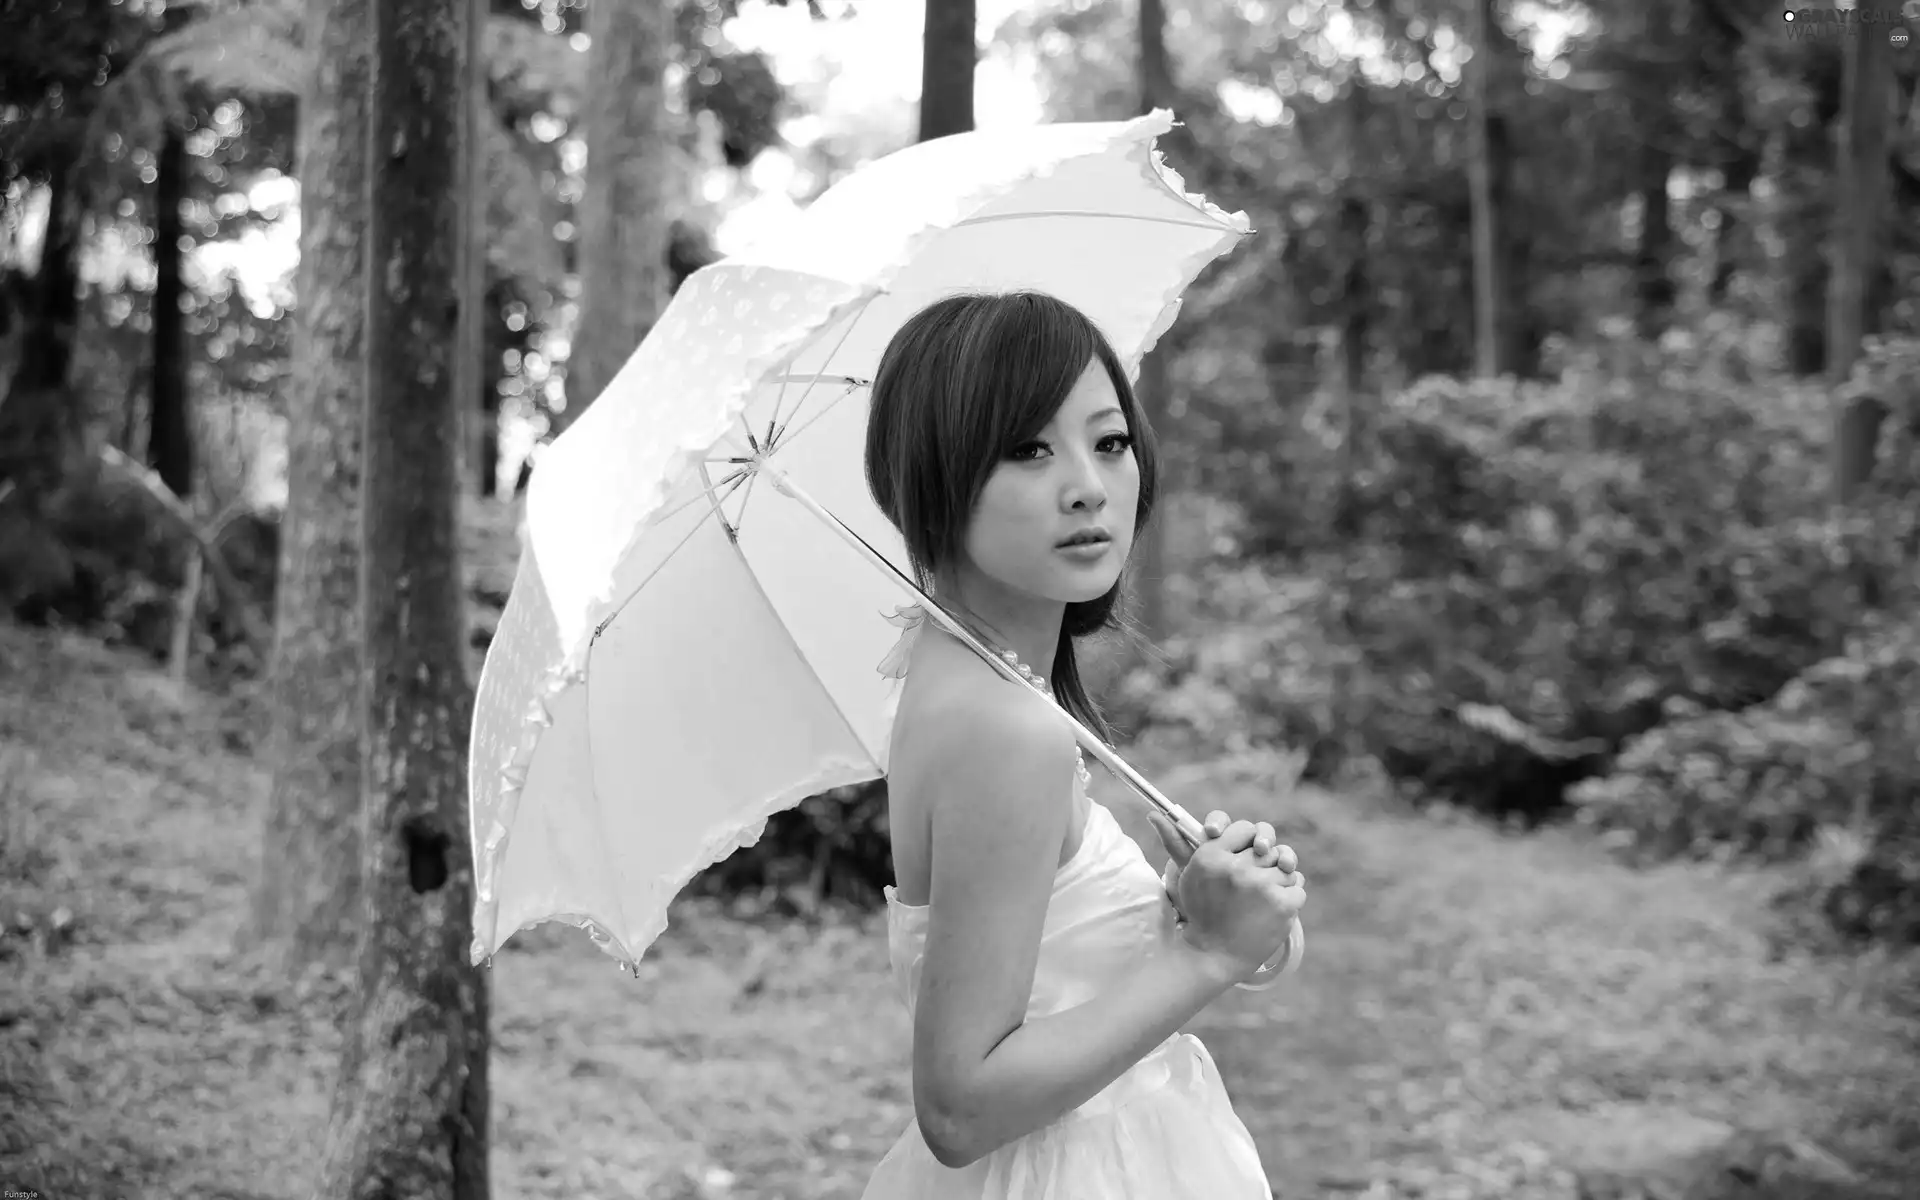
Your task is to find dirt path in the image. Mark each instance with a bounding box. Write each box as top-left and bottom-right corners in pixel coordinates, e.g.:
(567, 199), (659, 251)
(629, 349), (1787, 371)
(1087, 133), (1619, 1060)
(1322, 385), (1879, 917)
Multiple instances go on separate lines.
(3, 625), (1916, 1200)
(1136, 756), (1920, 1199)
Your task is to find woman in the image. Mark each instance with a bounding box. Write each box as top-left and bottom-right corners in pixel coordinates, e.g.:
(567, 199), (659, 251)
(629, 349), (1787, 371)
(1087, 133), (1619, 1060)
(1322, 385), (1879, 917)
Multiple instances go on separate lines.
(859, 291), (1308, 1199)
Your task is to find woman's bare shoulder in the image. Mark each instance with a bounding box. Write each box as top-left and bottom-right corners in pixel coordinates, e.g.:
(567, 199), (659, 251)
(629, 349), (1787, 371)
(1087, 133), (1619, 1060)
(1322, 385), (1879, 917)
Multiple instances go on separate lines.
(895, 639), (1073, 775)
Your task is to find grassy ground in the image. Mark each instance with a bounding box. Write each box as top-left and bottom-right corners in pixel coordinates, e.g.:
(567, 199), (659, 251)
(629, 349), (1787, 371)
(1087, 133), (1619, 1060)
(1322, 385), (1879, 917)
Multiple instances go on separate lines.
(3, 618), (1918, 1200)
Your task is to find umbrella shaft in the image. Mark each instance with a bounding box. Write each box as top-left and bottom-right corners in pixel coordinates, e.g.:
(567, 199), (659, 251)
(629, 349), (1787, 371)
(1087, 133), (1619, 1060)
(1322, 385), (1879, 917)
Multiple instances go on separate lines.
(753, 454), (1206, 849)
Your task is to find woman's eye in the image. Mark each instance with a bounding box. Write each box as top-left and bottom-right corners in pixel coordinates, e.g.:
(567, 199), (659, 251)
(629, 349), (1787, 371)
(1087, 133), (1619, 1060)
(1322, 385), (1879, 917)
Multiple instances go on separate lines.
(1008, 434), (1130, 462)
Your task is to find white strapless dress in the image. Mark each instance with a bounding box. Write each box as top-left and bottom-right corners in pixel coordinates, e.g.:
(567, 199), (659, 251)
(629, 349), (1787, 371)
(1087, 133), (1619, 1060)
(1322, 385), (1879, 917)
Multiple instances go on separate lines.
(857, 605), (1279, 1200)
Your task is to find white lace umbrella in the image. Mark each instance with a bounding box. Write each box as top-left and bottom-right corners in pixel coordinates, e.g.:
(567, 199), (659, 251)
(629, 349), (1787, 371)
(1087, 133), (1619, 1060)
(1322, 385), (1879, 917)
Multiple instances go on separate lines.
(469, 110), (1251, 973)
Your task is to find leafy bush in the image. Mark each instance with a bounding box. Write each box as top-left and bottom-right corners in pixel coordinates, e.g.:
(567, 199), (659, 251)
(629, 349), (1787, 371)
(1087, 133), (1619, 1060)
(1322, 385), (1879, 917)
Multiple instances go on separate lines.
(1314, 338), (1913, 812)
(1, 446), (185, 652)
(691, 780), (892, 913)
(1571, 616), (1920, 943)
(1106, 567), (1351, 776)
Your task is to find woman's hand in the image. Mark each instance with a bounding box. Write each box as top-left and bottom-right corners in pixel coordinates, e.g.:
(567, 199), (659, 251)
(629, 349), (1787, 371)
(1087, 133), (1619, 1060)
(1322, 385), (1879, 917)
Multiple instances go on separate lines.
(1147, 808), (1306, 979)
(1154, 809), (1298, 913)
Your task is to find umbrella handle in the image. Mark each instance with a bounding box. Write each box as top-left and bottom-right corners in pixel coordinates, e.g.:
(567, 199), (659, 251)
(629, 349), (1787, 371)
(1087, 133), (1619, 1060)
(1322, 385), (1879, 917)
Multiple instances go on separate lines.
(758, 456), (1210, 849)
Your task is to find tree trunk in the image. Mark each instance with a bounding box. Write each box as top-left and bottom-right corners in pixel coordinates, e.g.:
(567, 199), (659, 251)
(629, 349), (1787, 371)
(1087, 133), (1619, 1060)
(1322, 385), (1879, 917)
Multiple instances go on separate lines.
(1466, 0), (1506, 378)
(1332, 81), (1372, 760)
(458, 0), (489, 495)
(1338, 84), (1371, 403)
(918, 0), (976, 142)
(1633, 137), (1676, 340)
(480, 379), (501, 498)
(10, 148), (82, 400)
(480, 275), (506, 499)
(1131, 0), (1179, 645)
(311, 0), (489, 1191)
(562, 0), (672, 432)
(1828, 23), (1895, 502)
(1782, 50), (1844, 376)
(0, 143), (84, 500)
(244, 0), (373, 972)
(149, 122), (194, 499)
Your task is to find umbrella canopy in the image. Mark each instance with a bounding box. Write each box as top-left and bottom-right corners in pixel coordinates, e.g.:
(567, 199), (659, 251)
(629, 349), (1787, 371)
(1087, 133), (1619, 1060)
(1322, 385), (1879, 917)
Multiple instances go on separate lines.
(469, 109), (1251, 971)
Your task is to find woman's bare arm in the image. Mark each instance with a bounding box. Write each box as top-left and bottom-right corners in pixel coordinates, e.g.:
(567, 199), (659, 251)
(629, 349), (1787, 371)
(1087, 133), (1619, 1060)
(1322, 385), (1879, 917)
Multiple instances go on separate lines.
(908, 691), (1244, 1169)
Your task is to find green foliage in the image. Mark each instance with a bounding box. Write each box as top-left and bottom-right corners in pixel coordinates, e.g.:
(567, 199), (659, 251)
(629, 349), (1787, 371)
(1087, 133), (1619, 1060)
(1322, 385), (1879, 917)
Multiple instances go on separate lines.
(1571, 615), (1920, 944)
(1109, 568), (1351, 777)
(1123, 328), (1920, 942)
(1329, 335), (1909, 793)
(691, 780), (892, 912)
(0, 425), (184, 654)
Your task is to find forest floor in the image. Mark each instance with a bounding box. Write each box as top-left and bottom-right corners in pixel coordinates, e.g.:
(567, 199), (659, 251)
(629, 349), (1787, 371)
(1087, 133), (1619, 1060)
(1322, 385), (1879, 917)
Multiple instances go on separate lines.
(3, 616), (1919, 1200)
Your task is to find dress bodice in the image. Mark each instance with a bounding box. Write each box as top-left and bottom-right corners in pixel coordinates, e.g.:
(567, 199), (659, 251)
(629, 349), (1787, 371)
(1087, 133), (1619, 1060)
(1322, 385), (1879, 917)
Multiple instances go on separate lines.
(874, 602), (1184, 1019)
(883, 797), (1181, 1021)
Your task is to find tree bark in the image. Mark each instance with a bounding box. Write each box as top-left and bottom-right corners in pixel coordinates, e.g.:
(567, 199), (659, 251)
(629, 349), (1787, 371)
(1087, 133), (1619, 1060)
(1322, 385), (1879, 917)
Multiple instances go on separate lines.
(244, 0), (373, 972)
(149, 122), (194, 499)
(0, 143), (84, 501)
(9, 146), (82, 401)
(1782, 50), (1844, 376)
(563, 0), (672, 432)
(1828, 23), (1895, 502)
(1633, 137), (1676, 340)
(1466, 0), (1505, 378)
(458, 0), (489, 495)
(311, 0), (489, 1191)
(918, 0), (976, 142)
(1131, 0), (1177, 645)
(1338, 84), (1371, 404)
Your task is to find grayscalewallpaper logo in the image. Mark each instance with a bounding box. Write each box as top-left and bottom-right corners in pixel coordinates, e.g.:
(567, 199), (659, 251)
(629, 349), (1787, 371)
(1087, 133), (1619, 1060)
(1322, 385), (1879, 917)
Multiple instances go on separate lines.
(1781, 4), (1915, 41)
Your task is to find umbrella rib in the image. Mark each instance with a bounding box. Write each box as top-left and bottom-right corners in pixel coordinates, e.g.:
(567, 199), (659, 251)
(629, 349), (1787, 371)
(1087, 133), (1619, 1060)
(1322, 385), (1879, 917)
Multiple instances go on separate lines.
(707, 497), (879, 765)
(749, 378), (865, 466)
(696, 462), (738, 541)
(734, 416), (765, 526)
(955, 210), (1228, 231)
(733, 291), (880, 532)
(640, 465), (749, 537)
(591, 469), (747, 641)
(764, 291), (878, 454)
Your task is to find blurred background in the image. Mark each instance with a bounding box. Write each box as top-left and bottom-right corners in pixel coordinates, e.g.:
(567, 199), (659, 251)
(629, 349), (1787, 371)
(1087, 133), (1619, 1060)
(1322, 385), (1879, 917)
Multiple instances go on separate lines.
(2, 0), (1919, 1197)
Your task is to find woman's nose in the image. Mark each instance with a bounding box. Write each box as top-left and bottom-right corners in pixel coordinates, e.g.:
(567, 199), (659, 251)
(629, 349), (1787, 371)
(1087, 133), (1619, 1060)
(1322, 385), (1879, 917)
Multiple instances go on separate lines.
(1062, 453), (1107, 510)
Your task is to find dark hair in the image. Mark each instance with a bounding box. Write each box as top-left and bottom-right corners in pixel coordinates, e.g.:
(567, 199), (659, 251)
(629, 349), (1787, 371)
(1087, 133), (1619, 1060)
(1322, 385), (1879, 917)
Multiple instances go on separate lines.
(864, 291), (1159, 745)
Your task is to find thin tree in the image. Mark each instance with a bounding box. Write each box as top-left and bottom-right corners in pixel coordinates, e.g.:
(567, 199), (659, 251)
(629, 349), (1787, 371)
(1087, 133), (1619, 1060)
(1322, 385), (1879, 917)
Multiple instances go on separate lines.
(457, 0), (488, 493)
(245, 0), (374, 972)
(918, 0), (975, 142)
(148, 115), (193, 499)
(1466, 0), (1505, 379)
(562, 0), (672, 433)
(1828, 21), (1896, 503)
(311, 0), (489, 1189)
(1132, 0), (1176, 645)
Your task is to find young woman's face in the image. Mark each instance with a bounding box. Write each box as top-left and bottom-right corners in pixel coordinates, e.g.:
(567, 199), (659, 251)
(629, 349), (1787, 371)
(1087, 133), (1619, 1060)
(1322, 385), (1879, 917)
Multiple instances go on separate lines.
(959, 359), (1140, 606)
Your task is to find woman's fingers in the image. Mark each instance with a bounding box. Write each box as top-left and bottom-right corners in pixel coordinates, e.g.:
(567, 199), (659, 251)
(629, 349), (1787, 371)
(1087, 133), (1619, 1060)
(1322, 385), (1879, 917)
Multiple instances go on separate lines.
(1207, 819), (1261, 854)
(1146, 808), (1196, 866)
(1251, 821), (1273, 854)
(1196, 810), (1301, 874)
